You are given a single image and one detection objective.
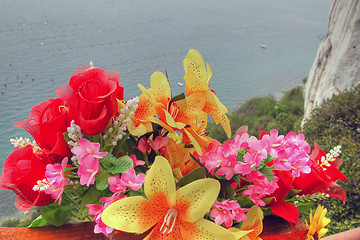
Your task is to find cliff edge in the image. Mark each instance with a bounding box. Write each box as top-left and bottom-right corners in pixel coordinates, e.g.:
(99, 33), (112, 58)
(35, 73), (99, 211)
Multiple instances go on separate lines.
(303, 0), (360, 122)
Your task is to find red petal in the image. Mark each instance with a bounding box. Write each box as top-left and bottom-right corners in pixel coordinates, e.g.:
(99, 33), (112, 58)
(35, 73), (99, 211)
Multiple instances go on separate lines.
(270, 200), (299, 228)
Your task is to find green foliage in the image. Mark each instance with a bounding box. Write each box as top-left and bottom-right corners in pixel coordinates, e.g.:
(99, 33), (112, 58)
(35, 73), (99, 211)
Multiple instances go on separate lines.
(41, 198), (72, 226)
(207, 85), (304, 142)
(302, 84), (360, 234)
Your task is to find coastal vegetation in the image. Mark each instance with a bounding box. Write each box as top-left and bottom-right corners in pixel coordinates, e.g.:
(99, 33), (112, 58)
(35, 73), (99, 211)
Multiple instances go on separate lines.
(302, 84), (360, 234)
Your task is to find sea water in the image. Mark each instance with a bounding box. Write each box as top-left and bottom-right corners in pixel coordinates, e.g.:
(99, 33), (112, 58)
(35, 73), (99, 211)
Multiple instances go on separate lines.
(0, 0), (332, 219)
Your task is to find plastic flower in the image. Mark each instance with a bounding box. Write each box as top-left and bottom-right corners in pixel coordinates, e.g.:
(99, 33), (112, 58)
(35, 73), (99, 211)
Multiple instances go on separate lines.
(305, 205), (330, 240)
(77, 155), (100, 186)
(183, 49), (231, 138)
(128, 71), (208, 154)
(71, 138), (107, 161)
(102, 156), (235, 240)
(229, 205), (264, 240)
(119, 168), (145, 191)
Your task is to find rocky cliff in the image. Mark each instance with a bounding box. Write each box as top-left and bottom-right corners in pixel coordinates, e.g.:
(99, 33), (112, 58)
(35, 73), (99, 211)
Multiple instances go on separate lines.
(303, 0), (360, 122)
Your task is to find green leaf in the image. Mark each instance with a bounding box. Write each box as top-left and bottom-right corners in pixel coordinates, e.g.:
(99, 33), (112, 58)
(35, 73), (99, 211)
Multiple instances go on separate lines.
(296, 200), (315, 214)
(80, 185), (103, 208)
(101, 153), (133, 174)
(41, 198), (72, 226)
(259, 166), (275, 182)
(95, 171), (112, 191)
(176, 168), (205, 188)
(27, 215), (47, 228)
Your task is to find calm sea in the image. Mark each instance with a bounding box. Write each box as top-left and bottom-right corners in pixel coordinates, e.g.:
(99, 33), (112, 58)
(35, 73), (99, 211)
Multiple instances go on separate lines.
(0, 0), (332, 219)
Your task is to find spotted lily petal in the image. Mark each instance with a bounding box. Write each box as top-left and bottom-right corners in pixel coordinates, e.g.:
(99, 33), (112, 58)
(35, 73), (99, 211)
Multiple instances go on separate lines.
(176, 178), (220, 222)
(101, 196), (164, 234)
(145, 156), (176, 207)
(179, 219), (236, 240)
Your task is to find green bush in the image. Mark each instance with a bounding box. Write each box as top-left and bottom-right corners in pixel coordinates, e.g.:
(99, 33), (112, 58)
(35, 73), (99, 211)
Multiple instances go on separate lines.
(302, 84), (360, 234)
(207, 85), (304, 141)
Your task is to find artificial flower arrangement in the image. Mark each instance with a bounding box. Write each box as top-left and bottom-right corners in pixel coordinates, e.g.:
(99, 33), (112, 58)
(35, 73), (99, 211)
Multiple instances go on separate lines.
(0, 49), (347, 240)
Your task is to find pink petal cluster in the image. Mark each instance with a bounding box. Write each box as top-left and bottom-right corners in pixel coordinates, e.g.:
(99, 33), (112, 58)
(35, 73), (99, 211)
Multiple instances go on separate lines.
(261, 130), (312, 177)
(108, 168), (145, 195)
(210, 200), (248, 228)
(197, 128), (312, 207)
(137, 136), (169, 154)
(71, 138), (108, 186)
(86, 195), (126, 236)
(44, 157), (71, 204)
(242, 171), (279, 206)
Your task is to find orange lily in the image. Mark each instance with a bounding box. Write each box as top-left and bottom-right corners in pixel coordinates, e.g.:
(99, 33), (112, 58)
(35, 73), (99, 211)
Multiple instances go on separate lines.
(183, 49), (231, 138)
(165, 138), (199, 179)
(102, 156), (235, 240)
(229, 205), (264, 240)
(128, 71), (208, 154)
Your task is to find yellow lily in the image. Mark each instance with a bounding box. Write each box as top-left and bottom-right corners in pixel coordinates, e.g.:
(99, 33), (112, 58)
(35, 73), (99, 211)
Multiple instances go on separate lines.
(165, 138), (199, 179)
(229, 205), (264, 240)
(183, 49), (231, 138)
(128, 71), (208, 154)
(102, 156), (235, 240)
(305, 205), (330, 240)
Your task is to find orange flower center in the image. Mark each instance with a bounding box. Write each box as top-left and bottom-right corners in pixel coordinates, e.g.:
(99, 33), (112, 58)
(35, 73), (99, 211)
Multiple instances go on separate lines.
(159, 208), (178, 236)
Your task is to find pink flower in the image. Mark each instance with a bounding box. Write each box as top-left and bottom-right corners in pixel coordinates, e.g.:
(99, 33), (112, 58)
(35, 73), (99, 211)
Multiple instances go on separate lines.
(44, 157), (71, 205)
(216, 144), (238, 180)
(71, 138), (107, 162)
(45, 183), (66, 205)
(94, 220), (114, 236)
(45, 157), (70, 185)
(130, 154), (145, 166)
(232, 207), (248, 222)
(243, 172), (279, 206)
(120, 168), (145, 191)
(136, 137), (149, 153)
(210, 208), (234, 228)
(148, 136), (169, 152)
(77, 155), (100, 186)
(108, 175), (127, 195)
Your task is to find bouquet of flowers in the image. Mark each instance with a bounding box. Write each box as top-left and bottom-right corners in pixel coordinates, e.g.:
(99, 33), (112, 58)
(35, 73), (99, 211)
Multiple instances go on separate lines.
(0, 49), (347, 240)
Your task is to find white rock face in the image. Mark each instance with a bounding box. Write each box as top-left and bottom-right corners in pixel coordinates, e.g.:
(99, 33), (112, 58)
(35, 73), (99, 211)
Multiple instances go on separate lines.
(303, 0), (360, 122)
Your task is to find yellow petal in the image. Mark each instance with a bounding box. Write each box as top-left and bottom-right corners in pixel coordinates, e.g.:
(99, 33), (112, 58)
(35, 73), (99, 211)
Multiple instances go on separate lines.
(240, 205), (264, 240)
(127, 119), (153, 136)
(101, 196), (164, 234)
(163, 110), (186, 129)
(183, 127), (202, 155)
(176, 178), (220, 222)
(145, 156), (176, 207)
(184, 70), (209, 95)
(184, 49), (210, 84)
(228, 228), (253, 240)
(179, 219), (236, 240)
(175, 92), (207, 125)
(150, 71), (171, 107)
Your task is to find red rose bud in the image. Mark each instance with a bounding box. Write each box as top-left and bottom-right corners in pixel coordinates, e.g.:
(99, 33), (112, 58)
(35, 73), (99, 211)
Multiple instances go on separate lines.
(56, 66), (124, 135)
(14, 98), (71, 163)
(0, 145), (55, 212)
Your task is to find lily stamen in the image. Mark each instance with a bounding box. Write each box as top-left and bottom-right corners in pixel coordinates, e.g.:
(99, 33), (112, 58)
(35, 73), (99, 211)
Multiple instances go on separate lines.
(159, 208), (178, 235)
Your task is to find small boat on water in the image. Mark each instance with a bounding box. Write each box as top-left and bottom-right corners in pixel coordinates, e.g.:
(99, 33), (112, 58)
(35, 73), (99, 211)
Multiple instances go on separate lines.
(260, 44), (267, 49)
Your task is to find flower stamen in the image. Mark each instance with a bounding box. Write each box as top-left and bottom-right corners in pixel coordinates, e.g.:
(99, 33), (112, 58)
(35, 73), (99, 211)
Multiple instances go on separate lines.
(159, 208), (178, 235)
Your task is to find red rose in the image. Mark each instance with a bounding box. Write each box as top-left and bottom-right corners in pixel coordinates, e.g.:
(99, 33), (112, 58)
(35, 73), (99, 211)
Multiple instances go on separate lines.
(0, 145), (55, 212)
(14, 98), (71, 163)
(56, 65), (124, 135)
(293, 142), (347, 203)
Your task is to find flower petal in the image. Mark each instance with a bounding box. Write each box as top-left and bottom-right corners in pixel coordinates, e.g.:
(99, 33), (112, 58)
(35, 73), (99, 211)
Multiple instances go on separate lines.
(145, 156), (176, 207)
(143, 222), (183, 240)
(176, 178), (220, 222)
(240, 205), (264, 240)
(101, 196), (164, 234)
(179, 219), (236, 240)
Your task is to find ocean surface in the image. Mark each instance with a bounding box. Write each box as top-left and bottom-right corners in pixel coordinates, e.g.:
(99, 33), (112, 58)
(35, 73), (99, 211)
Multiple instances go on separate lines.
(0, 0), (332, 220)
